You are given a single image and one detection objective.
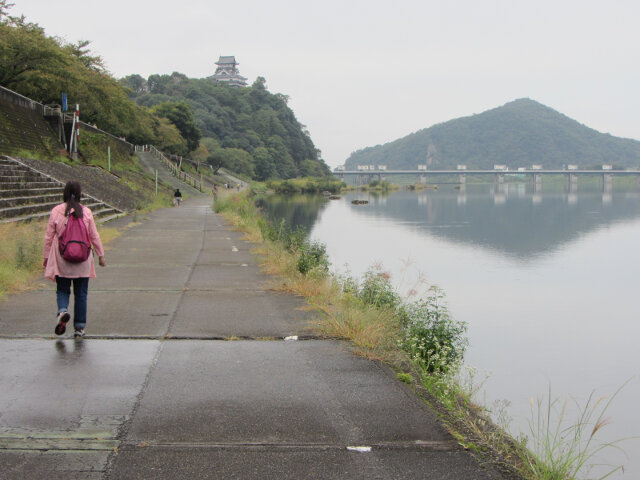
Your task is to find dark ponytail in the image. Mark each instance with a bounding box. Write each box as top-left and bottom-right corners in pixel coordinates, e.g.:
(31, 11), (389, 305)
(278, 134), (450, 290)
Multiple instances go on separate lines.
(63, 181), (83, 218)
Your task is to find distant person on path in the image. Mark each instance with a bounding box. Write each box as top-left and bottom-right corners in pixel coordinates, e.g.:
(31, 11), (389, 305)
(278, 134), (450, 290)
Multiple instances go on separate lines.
(43, 181), (106, 338)
(174, 188), (182, 207)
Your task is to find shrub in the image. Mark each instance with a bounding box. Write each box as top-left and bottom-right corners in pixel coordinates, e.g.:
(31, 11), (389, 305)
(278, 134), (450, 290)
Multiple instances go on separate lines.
(402, 287), (468, 374)
(357, 270), (402, 310)
(297, 241), (329, 275)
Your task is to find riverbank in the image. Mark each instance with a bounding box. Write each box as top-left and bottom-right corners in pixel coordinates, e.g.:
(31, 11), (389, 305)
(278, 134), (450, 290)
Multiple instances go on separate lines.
(214, 191), (530, 479)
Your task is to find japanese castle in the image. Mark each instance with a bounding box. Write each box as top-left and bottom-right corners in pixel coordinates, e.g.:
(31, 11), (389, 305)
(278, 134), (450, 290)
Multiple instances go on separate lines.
(209, 56), (248, 87)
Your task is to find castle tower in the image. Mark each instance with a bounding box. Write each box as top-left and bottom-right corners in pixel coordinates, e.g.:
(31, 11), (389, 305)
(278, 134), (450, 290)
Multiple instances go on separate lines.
(209, 56), (248, 87)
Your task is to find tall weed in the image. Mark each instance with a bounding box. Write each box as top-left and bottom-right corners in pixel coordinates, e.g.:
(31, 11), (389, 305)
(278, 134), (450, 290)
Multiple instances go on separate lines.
(519, 384), (631, 480)
(0, 221), (46, 297)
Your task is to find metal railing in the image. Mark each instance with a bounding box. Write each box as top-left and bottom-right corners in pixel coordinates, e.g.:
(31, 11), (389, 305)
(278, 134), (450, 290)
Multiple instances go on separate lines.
(141, 145), (203, 192)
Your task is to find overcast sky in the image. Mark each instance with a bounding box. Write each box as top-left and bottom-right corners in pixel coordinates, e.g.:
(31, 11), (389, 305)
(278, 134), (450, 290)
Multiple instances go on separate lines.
(11, 0), (640, 167)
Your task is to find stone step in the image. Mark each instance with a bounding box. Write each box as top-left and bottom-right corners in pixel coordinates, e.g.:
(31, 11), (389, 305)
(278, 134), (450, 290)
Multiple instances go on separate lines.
(96, 212), (126, 224)
(0, 164), (31, 173)
(0, 210), (51, 224)
(0, 156), (124, 223)
(0, 200), (61, 219)
(0, 203), (122, 223)
(92, 206), (118, 218)
(0, 187), (62, 199)
(0, 193), (61, 208)
(0, 174), (50, 183)
(0, 180), (62, 190)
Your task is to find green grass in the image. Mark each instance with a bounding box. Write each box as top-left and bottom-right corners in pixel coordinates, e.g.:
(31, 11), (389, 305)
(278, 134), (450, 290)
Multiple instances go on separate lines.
(0, 221), (46, 298)
(517, 384), (631, 480)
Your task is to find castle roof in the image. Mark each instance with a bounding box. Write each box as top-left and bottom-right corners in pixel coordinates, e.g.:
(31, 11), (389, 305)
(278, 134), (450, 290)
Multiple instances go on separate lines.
(216, 56), (238, 65)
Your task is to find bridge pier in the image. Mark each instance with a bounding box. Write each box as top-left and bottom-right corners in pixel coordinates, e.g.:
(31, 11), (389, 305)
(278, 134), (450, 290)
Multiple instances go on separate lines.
(457, 173), (466, 185)
(419, 173), (427, 184)
(494, 173), (505, 186)
(457, 188), (467, 205)
(531, 174), (543, 193)
(601, 173), (613, 193)
(565, 173), (578, 193)
(532, 193), (542, 205)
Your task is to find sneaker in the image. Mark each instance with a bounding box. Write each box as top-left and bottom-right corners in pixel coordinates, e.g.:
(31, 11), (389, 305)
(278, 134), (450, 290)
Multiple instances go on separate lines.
(55, 311), (70, 335)
(74, 329), (85, 338)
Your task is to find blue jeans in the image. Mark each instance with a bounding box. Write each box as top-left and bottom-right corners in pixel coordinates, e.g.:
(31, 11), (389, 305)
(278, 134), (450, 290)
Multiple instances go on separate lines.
(55, 277), (89, 329)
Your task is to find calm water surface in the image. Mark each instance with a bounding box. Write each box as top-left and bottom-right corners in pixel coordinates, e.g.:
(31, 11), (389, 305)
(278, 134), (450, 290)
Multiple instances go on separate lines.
(262, 183), (640, 478)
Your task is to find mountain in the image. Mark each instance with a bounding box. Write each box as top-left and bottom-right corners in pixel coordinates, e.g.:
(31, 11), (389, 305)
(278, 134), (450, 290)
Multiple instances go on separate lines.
(121, 73), (331, 180)
(344, 99), (640, 170)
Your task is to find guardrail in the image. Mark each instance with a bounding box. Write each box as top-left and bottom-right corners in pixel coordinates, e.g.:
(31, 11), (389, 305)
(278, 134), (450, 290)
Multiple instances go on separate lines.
(142, 145), (202, 192)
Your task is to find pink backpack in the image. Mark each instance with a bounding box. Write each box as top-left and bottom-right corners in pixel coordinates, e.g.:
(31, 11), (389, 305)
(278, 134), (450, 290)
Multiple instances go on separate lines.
(58, 209), (92, 263)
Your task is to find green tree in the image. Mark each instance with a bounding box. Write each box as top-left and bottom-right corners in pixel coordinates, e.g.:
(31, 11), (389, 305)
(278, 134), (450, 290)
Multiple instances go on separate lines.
(253, 146), (276, 180)
(119, 74), (148, 97)
(150, 101), (201, 153)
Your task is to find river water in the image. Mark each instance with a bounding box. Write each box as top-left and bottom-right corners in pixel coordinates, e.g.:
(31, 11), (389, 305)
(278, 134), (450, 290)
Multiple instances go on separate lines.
(260, 182), (640, 478)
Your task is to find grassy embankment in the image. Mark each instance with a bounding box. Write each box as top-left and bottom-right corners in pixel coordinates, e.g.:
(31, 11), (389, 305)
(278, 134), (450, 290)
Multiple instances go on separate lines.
(0, 220), (122, 299)
(214, 190), (629, 480)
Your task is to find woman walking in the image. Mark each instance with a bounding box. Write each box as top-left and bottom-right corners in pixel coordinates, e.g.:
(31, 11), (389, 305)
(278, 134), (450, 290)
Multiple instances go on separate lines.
(43, 181), (106, 337)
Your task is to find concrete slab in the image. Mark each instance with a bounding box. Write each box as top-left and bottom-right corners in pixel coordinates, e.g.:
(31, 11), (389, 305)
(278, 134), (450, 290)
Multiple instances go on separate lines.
(187, 264), (269, 290)
(169, 290), (314, 337)
(1, 450), (108, 480)
(196, 249), (257, 265)
(109, 447), (494, 480)
(92, 265), (192, 290)
(103, 248), (199, 267)
(0, 290), (56, 336)
(127, 341), (450, 445)
(0, 339), (157, 430)
(78, 291), (181, 337)
(0, 289), (181, 337)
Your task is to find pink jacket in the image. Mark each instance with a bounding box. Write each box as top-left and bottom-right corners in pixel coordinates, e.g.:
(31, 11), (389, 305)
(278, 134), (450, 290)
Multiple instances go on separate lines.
(43, 203), (104, 281)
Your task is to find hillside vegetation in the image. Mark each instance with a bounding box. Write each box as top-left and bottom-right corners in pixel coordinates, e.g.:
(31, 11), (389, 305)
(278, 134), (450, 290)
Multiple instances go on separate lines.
(0, 1), (171, 147)
(345, 99), (640, 170)
(0, 1), (327, 181)
(121, 73), (330, 180)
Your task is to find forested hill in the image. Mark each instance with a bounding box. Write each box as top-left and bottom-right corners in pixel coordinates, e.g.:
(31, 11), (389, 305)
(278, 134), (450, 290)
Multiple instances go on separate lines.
(121, 73), (330, 180)
(345, 99), (640, 170)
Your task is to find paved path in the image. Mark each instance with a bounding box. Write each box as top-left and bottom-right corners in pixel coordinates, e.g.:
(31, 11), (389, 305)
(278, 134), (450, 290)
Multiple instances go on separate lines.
(0, 197), (499, 479)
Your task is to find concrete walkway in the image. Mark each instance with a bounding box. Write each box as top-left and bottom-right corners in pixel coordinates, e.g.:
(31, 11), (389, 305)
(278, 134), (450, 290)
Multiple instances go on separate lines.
(0, 197), (500, 479)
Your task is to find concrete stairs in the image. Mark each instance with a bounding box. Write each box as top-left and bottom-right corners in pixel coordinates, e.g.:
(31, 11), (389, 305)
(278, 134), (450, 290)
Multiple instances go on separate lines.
(0, 156), (124, 223)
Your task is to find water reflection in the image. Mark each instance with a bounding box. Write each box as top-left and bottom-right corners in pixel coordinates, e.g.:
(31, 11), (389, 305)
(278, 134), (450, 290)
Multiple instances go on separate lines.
(341, 185), (640, 259)
(54, 339), (86, 364)
(257, 185), (640, 259)
(254, 194), (329, 233)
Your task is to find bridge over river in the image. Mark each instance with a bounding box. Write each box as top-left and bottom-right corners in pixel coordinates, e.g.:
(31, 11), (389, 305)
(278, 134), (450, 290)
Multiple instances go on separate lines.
(334, 168), (640, 192)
